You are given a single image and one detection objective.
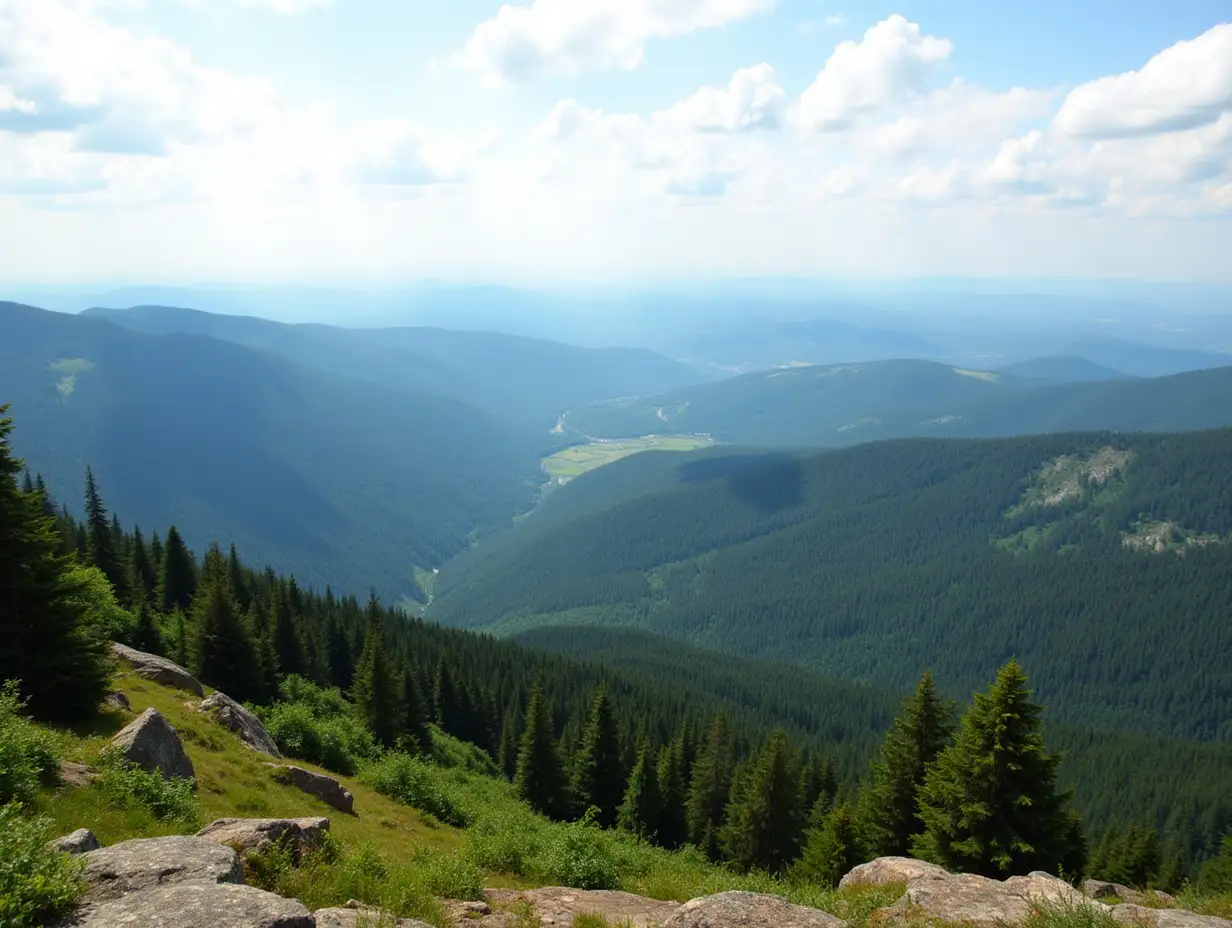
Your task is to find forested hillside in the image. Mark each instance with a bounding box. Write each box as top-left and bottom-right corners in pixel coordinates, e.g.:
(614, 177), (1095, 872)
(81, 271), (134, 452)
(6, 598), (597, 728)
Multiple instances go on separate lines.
(562, 359), (1232, 446)
(84, 304), (706, 429)
(432, 430), (1232, 740)
(0, 302), (542, 599)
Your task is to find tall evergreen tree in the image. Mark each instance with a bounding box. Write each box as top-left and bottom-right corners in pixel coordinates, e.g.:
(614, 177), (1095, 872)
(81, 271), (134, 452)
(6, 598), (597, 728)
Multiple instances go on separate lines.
(686, 714), (734, 861)
(350, 595), (400, 747)
(325, 614), (353, 691)
(656, 738), (688, 849)
(400, 665), (432, 756)
(514, 679), (570, 820)
(272, 581), (305, 679)
(0, 407), (109, 720)
(722, 728), (803, 874)
(130, 600), (164, 655)
(791, 802), (863, 887)
(914, 660), (1081, 877)
(861, 671), (955, 856)
(569, 687), (627, 826)
(158, 526), (197, 613)
(190, 546), (264, 703)
(497, 708), (520, 781)
(83, 468), (126, 598)
(433, 659), (460, 735)
(618, 739), (662, 840)
(127, 526), (157, 608)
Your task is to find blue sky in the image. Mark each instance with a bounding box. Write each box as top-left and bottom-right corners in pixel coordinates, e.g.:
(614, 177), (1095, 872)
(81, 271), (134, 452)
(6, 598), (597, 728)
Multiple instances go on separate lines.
(1, 0), (1230, 284)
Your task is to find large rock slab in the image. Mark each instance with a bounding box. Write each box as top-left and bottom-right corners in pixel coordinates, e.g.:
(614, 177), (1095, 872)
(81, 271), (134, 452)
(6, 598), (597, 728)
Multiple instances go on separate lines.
(839, 856), (950, 890)
(60, 760), (100, 789)
(1005, 872), (1106, 909)
(485, 888), (680, 927)
(112, 642), (204, 696)
(200, 692), (281, 758)
(50, 828), (101, 855)
(197, 817), (329, 862)
(62, 882), (313, 927)
(878, 873), (1033, 928)
(1112, 906), (1232, 928)
(1085, 881), (1178, 907)
(111, 708), (196, 782)
(81, 836), (243, 903)
(314, 900), (433, 928)
(265, 764), (354, 814)
(666, 891), (848, 928)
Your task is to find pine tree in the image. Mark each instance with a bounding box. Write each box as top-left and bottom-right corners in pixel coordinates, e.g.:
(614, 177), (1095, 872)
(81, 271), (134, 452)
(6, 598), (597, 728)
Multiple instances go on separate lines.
(914, 660), (1080, 877)
(618, 739), (662, 840)
(190, 546), (264, 703)
(686, 715), (734, 861)
(569, 687), (627, 826)
(433, 660), (460, 735)
(497, 708), (520, 780)
(130, 600), (164, 655)
(514, 679), (570, 820)
(656, 738), (688, 849)
(325, 614), (353, 691)
(861, 671), (954, 857)
(791, 802), (863, 887)
(127, 526), (157, 608)
(350, 595), (400, 747)
(83, 468), (126, 598)
(170, 607), (190, 668)
(722, 729), (803, 874)
(272, 581), (305, 679)
(158, 526), (197, 613)
(227, 544), (250, 613)
(400, 665), (432, 756)
(0, 407), (109, 720)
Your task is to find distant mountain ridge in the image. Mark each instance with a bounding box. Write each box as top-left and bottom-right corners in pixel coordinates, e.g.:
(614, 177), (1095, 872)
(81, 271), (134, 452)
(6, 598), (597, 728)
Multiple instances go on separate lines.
(996, 356), (1130, 383)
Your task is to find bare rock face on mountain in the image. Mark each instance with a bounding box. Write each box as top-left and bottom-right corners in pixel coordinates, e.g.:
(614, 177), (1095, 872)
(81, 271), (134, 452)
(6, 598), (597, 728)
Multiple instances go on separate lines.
(838, 856), (949, 889)
(61, 881), (314, 928)
(110, 708), (195, 782)
(314, 899), (434, 928)
(665, 891), (849, 928)
(1111, 905), (1232, 928)
(199, 692), (281, 758)
(111, 642), (204, 696)
(483, 887), (680, 927)
(197, 817), (329, 862)
(49, 828), (101, 855)
(265, 764), (354, 814)
(80, 836), (243, 903)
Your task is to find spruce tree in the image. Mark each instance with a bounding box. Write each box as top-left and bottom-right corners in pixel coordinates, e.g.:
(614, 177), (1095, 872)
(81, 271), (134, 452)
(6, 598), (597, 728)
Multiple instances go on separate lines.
(914, 660), (1079, 877)
(127, 526), (157, 608)
(272, 581), (305, 679)
(514, 679), (570, 820)
(158, 526), (197, 613)
(862, 671), (955, 857)
(656, 738), (688, 849)
(686, 714), (734, 861)
(618, 739), (662, 840)
(569, 687), (627, 826)
(722, 729), (803, 873)
(130, 600), (164, 655)
(190, 546), (264, 703)
(350, 596), (400, 747)
(791, 802), (863, 887)
(400, 665), (432, 756)
(325, 614), (353, 691)
(433, 660), (460, 735)
(83, 468), (126, 598)
(497, 708), (520, 780)
(0, 407), (109, 720)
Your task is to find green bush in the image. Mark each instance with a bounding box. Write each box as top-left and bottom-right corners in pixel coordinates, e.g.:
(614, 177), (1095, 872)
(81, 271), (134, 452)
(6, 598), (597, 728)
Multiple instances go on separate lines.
(258, 678), (378, 776)
(538, 816), (622, 891)
(0, 682), (60, 807)
(360, 753), (472, 827)
(0, 803), (85, 927)
(96, 755), (200, 828)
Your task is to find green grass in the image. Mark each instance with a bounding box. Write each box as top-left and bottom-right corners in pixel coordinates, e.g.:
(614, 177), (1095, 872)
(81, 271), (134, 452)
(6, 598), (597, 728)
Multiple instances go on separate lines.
(542, 436), (713, 485)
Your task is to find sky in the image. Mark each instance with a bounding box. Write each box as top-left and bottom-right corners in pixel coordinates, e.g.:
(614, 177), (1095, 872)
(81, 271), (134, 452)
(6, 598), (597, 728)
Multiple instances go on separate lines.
(1, 0), (1231, 285)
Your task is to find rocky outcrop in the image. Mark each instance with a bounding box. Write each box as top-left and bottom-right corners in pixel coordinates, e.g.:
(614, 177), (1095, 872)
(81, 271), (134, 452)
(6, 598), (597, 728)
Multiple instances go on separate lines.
(111, 642), (204, 696)
(838, 856), (949, 889)
(265, 764), (354, 814)
(110, 708), (196, 782)
(485, 887), (679, 927)
(200, 692), (281, 758)
(59, 761), (100, 788)
(1085, 881), (1178, 907)
(197, 817), (329, 862)
(666, 891), (849, 928)
(314, 900), (433, 927)
(879, 872), (1035, 928)
(103, 691), (132, 713)
(80, 836), (243, 903)
(61, 882), (314, 927)
(1111, 906), (1232, 928)
(50, 828), (101, 855)
(1005, 871), (1096, 907)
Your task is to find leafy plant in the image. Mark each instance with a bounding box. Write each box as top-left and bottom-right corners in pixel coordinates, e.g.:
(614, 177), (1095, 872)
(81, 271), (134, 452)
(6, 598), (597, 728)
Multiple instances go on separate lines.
(0, 803), (85, 928)
(0, 683), (60, 807)
(361, 753), (472, 827)
(95, 754), (200, 827)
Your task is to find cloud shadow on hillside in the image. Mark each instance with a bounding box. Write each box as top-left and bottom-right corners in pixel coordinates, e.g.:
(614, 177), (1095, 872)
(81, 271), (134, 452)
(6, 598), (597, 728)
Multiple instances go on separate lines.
(674, 452), (804, 513)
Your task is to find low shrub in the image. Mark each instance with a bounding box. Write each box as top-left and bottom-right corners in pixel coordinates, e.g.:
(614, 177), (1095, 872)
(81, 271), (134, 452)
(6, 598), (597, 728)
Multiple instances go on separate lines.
(538, 817), (622, 891)
(95, 754), (200, 828)
(360, 753), (472, 827)
(258, 678), (378, 776)
(0, 682), (60, 807)
(0, 803), (85, 928)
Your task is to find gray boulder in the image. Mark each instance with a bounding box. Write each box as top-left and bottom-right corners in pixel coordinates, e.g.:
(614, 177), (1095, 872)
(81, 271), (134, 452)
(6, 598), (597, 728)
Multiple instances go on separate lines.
(196, 817), (329, 862)
(1112, 906), (1232, 928)
(50, 828), (101, 855)
(314, 900), (433, 928)
(200, 692), (281, 758)
(265, 764), (354, 814)
(1086, 881), (1178, 907)
(665, 892), (848, 928)
(58, 761), (100, 788)
(878, 873), (1033, 928)
(484, 887), (679, 927)
(62, 882), (313, 927)
(838, 856), (949, 889)
(81, 835), (243, 903)
(111, 642), (204, 696)
(103, 691), (132, 713)
(1005, 872), (1106, 909)
(110, 708), (195, 782)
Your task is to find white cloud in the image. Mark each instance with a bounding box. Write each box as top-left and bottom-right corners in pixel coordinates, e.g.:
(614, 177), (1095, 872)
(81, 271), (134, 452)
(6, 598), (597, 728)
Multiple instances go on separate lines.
(659, 63), (786, 132)
(236, 0), (331, 11)
(1054, 24), (1232, 139)
(455, 0), (776, 86)
(0, 86), (38, 114)
(794, 14), (952, 131)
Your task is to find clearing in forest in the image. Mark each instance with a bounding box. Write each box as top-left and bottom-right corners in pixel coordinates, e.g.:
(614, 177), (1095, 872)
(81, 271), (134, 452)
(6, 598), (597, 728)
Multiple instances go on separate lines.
(542, 435), (713, 484)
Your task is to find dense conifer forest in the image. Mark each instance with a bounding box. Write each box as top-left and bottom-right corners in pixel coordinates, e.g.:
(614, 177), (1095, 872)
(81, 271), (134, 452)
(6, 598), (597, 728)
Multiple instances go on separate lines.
(2, 405), (1230, 887)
